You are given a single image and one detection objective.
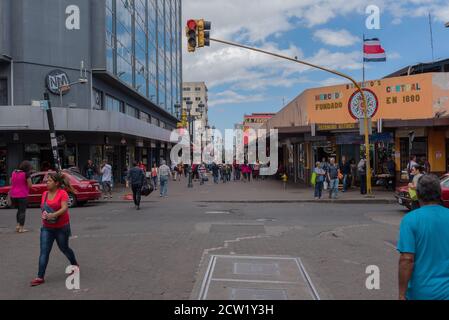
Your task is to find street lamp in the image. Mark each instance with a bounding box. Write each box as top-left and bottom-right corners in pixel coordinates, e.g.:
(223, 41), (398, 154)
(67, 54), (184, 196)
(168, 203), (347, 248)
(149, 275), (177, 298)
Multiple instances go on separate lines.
(186, 100), (194, 188)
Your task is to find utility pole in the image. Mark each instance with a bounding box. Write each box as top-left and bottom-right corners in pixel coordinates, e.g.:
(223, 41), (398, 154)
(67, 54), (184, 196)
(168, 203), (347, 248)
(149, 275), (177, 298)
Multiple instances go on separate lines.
(43, 92), (62, 172)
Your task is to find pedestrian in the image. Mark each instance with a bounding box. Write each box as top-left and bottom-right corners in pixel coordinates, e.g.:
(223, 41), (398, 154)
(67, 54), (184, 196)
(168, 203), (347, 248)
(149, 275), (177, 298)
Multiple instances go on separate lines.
(100, 159), (113, 200)
(126, 162), (145, 210)
(158, 160), (171, 198)
(321, 157), (329, 190)
(397, 174), (449, 300)
(177, 163), (183, 181)
(138, 161), (147, 174)
(341, 156), (351, 193)
(422, 157), (431, 174)
(83, 160), (98, 180)
(313, 162), (326, 200)
(30, 172), (79, 287)
(199, 162), (207, 185)
(253, 161), (260, 181)
(234, 162), (241, 181)
(358, 158), (367, 195)
(407, 156), (418, 183)
(386, 156), (396, 190)
(327, 158), (339, 199)
(226, 165), (232, 182)
(9, 161), (33, 233)
(151, 163), (158, 190)
(350, 159), (357, 189)
(408, 165), (424, 211)
(212, 162), (219, 184)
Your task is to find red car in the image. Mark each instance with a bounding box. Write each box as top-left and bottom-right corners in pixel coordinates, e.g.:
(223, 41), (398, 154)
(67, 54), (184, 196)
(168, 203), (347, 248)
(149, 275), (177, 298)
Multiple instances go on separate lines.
(395, 173), (449, 210)
(0, 170), (101, 209)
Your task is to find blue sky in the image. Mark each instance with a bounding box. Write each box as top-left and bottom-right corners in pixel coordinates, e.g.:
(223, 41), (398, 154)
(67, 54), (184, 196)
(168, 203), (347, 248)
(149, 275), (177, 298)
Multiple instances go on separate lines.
(182, 0), (449, 133)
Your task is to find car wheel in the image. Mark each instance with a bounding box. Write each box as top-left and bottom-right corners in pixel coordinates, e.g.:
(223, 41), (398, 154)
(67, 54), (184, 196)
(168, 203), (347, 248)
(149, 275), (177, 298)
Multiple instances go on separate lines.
(67, 193), (77, 208)
(0, 194), (9, 209)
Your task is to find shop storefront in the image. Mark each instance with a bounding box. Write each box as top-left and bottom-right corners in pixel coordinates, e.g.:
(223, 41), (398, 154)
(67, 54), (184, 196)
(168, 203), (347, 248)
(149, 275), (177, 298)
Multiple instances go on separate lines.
(266, 72), (449, 185)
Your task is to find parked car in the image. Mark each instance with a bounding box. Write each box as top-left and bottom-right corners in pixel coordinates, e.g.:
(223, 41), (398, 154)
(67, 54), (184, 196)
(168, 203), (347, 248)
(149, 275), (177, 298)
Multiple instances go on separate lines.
(395, 173), (449, 210)
(0, 170), (101, 209)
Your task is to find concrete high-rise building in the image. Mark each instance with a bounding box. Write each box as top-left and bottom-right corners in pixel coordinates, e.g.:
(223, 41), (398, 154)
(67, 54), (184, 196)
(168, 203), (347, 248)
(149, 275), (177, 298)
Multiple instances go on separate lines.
(0, 0), (182, 183)
(182, 82), (209, 129)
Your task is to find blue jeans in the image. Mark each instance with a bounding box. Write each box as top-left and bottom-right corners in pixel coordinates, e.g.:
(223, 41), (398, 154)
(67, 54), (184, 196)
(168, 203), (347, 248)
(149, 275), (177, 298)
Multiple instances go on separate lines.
(213, 174), (219, 184)
(342, 174), (348, 192)
(314, 181), (323, 199)
(329, 179), (339, 199)
(160, 176), (168, 196)
(38, 225), (78, 279)
(152, 176), (158, 189)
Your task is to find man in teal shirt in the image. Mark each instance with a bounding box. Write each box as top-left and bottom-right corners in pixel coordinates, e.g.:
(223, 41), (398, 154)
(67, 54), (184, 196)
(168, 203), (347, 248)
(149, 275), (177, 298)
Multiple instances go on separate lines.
(397, 174), (449, 300)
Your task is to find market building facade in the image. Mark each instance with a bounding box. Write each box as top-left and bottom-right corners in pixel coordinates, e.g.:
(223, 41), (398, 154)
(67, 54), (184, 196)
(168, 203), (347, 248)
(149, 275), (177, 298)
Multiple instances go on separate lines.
(265, 72), (449, 185)
(0, 0), (182, 186)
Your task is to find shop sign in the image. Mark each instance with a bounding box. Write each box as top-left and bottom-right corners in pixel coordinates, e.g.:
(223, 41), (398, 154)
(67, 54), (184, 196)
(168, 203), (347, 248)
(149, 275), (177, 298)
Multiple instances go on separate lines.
(317, 123), (357, 131)
(46, 70), (70, 95)
(25, 144), (40, 153)
(348, 89), (379, 120)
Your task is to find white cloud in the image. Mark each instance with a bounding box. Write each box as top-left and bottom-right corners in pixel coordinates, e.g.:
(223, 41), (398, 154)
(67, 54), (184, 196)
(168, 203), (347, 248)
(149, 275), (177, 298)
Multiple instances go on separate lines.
(209, 90), (265, 107)
(314, 29), (360, 47)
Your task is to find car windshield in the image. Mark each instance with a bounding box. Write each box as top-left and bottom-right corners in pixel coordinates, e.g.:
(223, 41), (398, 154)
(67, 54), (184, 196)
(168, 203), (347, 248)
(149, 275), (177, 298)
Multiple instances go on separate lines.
(66, 171), (89, 181)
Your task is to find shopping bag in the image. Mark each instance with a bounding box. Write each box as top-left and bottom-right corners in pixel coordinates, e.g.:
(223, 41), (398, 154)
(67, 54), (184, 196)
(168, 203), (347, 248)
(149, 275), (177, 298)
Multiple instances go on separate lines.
(409, 188), (418, 201)
(323, 181), (328, 190)
(311, 172), (317, 186)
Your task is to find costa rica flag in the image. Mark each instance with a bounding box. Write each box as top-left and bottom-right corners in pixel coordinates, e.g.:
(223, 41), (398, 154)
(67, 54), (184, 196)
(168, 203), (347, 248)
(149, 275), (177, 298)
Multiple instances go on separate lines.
(364, 38), (386, 62)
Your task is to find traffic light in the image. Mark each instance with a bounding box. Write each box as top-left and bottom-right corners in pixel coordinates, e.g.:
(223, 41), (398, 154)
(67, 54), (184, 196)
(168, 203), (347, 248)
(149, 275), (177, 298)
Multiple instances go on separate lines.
(197, 19), (211, 48)
(186, 19), (197, 52)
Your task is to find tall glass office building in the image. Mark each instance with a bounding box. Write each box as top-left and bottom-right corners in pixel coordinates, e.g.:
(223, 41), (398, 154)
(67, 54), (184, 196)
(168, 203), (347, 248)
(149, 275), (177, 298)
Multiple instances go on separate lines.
(106, 0), (182, 115)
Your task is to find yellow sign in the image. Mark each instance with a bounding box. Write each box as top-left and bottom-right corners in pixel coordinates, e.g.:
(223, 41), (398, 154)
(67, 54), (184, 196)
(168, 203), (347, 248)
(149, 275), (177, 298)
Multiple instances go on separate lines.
(317, 123), (356, 131)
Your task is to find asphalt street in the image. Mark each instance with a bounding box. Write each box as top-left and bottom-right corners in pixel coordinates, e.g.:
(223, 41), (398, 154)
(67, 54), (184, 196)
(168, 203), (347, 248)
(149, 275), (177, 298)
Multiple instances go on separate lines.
(0, 194), (407, 300)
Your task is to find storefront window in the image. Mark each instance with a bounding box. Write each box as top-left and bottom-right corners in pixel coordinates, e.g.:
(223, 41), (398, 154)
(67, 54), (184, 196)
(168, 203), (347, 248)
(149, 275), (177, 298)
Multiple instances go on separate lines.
(400, 137), (428, 172)
(0, 148), (7, 186)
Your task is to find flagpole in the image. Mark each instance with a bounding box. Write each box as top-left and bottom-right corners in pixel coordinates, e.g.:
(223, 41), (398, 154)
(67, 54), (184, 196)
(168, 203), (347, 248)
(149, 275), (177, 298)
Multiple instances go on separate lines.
(362, 34), (365, 83)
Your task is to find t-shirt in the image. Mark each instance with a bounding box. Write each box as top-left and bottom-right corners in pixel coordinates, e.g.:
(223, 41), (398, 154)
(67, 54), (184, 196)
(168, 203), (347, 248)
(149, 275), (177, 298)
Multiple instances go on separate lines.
(10, 170), (30, 199)
(397, 205), (449, 300)
(328, 164), (339, 180)
(41, 190), (70, 229)
(412, 173), (424, 188)
(159, 165), (171, 177)
(101, 164), (112, 182)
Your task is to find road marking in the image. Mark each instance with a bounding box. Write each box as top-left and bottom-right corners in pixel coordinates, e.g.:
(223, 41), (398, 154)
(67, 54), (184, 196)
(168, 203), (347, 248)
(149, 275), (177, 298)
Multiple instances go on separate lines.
(295, 257), (321, 300)
(210, 278), (300, 285)
(198, 255), (321, 300)
(205, 211), (231, 214)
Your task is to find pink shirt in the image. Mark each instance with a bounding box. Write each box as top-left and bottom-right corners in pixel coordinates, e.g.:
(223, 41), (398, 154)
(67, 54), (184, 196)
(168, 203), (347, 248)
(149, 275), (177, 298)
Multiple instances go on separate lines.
(10, 171), (30, 199)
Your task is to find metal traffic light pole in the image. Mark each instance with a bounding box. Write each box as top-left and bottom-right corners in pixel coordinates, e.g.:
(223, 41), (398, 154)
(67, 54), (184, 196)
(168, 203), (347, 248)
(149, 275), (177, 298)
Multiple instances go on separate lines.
(208, 37), (373, 194)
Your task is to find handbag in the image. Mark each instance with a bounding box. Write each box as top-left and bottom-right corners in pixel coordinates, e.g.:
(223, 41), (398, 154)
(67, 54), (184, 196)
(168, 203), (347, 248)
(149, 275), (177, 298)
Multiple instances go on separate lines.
(42, 192), (59, 224)
(141, 181), (154, 197)
(409, 188), (418, 201)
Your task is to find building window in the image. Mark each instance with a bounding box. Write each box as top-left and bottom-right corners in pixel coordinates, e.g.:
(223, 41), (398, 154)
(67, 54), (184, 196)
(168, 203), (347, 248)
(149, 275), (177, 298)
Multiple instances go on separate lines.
(105, 95), (124, 113)
(152, 117), (160, 127)
(0, 79), (7, 106)
(140, 112), (151, 123)
(160, 121), (165, 129)
(195, 97), (201, 101)
(92, 88), (103, 110)
(126, 104), (140, 119)
(195, 87), (201, 91)
(183, 87), (191, 91)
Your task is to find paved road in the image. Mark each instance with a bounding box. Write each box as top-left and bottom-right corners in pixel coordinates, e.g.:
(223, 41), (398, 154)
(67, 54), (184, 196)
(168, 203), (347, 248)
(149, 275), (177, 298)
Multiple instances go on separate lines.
(0, 193), (406, 300)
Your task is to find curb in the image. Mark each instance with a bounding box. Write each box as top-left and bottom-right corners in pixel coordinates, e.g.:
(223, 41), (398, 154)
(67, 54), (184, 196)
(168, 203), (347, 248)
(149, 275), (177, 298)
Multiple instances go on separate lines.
(93, 199), (397, 205)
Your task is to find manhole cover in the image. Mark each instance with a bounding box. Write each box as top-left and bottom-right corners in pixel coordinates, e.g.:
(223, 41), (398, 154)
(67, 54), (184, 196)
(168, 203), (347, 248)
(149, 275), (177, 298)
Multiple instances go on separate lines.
(234, 262), (281, 276)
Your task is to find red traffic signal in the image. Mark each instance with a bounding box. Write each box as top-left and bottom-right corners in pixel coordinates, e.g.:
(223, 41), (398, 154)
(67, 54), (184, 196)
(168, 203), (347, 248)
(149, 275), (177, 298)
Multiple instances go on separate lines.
(186, 19), (198, 52)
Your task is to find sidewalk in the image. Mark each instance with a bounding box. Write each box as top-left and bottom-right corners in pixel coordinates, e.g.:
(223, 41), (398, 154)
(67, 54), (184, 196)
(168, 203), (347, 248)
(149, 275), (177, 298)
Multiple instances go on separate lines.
(99, 176), (397, 204)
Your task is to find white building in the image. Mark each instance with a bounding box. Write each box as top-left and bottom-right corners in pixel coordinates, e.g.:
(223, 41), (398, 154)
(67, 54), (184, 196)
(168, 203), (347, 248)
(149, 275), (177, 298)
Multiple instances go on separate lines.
(182, 82), (209, 129)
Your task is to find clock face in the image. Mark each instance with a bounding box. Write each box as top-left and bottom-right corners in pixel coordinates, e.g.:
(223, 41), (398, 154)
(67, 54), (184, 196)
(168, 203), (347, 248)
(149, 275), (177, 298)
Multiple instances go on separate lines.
(348, 89), (379, 120)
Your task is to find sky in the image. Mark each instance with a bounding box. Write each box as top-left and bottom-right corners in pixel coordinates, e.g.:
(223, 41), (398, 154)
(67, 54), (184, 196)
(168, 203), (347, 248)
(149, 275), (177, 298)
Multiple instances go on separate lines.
(182, 0), (449, 133)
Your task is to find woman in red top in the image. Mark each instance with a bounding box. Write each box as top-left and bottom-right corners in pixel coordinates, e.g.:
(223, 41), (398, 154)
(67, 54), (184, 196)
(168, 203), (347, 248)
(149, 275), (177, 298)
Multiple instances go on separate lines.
(30, 172), (79, 287)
